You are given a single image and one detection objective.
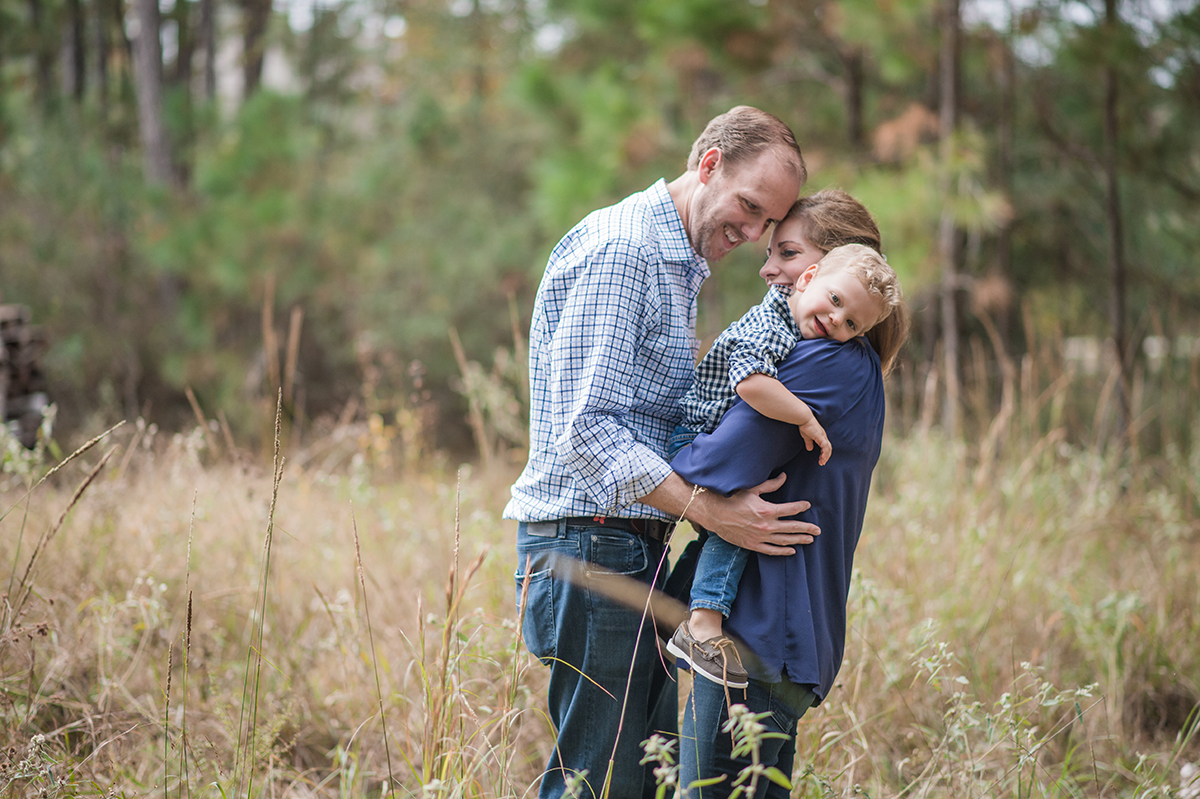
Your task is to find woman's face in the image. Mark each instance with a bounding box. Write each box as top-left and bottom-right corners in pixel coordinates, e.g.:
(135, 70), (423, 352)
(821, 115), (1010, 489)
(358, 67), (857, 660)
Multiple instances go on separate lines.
(759, 217), (824, 289)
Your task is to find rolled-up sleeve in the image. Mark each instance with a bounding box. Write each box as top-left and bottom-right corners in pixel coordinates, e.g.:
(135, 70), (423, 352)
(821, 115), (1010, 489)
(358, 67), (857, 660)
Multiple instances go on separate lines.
(725, 331), (793, 389)
(550, 241), (673, 512)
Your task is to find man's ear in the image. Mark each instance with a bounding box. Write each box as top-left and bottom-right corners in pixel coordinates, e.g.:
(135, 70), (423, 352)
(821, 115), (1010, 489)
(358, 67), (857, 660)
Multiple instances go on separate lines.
(697, 147), (722, 184)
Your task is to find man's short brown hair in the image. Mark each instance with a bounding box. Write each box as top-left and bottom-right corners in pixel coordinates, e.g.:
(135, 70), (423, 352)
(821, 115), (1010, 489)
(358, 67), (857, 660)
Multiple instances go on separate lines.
(687, 106), (806, 186)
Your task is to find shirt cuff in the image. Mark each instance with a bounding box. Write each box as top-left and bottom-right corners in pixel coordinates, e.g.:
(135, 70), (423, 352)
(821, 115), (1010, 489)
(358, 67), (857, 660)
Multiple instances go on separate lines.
(729, 358), (778, 389)
(607, 443), (675, 512)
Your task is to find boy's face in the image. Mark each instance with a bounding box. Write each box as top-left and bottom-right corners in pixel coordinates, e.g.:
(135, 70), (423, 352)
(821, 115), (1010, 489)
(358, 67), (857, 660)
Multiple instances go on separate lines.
(788, 262), (885, 343)
(760, 216), (824, 289)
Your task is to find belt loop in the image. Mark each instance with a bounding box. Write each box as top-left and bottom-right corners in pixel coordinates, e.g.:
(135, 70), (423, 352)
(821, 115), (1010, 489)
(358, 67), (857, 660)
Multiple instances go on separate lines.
(557, 519), (569, 538)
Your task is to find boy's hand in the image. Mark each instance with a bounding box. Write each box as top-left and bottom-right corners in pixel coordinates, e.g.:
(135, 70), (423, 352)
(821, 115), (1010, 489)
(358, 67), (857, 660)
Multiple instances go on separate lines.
(798, 418), (832, 466)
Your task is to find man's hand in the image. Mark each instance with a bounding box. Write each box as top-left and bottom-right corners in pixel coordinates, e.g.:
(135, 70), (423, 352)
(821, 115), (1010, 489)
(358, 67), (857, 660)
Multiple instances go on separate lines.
(640, 472), (818, 556)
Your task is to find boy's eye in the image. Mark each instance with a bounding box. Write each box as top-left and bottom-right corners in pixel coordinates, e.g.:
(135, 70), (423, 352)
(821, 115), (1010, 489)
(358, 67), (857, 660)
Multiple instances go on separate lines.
(831, 292), (841, 305)
(848, 320), (857, 331)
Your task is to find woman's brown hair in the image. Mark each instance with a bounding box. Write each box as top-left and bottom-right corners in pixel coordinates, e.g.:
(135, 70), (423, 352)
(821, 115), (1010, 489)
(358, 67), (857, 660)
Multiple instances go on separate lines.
(789, 190), (910, 375)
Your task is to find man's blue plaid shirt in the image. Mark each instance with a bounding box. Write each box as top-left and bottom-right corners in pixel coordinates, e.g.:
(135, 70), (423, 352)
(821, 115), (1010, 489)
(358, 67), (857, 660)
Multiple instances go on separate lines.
(679, 285), (801, 434)
(504, 180), (709, 522)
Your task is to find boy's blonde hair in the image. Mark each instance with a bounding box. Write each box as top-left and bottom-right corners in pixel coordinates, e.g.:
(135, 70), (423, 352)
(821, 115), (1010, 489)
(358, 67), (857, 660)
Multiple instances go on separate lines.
(816, 243), (910, 377)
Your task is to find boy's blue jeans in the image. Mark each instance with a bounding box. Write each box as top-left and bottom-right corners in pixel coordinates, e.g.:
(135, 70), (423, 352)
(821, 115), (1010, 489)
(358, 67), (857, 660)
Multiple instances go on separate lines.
(669, 425), (749, 619)
(679, 677), (817, 798)
(515, 519), (677, 799)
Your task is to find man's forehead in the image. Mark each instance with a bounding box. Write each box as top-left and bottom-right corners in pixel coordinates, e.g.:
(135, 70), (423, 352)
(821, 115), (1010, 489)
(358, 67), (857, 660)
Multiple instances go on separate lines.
(727, 148), (801, 211)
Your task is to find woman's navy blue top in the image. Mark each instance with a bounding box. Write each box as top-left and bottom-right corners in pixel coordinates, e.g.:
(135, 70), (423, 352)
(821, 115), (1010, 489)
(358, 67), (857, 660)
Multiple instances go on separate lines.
(670, 336), (884, 703)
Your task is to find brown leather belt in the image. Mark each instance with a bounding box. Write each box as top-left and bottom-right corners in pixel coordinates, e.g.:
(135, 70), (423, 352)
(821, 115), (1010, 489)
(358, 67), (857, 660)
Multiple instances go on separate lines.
(563, 516), (676, 542)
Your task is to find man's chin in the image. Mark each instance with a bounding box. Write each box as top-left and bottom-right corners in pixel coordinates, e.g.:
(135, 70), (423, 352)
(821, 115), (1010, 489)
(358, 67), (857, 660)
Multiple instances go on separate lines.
(704, 238), (738, 262)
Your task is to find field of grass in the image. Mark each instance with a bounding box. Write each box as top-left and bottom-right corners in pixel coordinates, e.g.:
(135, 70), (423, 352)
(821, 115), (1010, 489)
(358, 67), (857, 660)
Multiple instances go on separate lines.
(1, 410), (1198, 797)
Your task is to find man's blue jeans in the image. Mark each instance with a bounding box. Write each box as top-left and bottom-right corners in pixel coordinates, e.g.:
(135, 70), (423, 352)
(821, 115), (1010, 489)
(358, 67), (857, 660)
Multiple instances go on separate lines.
(679, 677), (817, 798)
(516, 520), (677, 799)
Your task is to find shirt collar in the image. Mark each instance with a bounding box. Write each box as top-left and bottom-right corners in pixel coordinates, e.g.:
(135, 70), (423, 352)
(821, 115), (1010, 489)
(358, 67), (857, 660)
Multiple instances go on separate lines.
(646, 179), (709, 279)
(767, 285), (803, 338)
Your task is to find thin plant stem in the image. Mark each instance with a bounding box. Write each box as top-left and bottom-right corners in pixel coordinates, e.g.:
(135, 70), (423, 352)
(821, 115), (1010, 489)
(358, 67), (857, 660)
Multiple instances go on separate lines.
(601, 485), (705, 799)
(179, 492), (196, 799)
(164, 642), (173, 799)
(11, 446), (116, 620)
(352, 506), (395, 793)
(236, 392), (285, 798)
(0, 420), (124, 528)
(3, 473), (34, 632)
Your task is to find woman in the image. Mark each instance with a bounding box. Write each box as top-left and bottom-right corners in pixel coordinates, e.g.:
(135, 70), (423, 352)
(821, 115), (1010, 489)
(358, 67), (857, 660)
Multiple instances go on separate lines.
(669, 190), (910, 795)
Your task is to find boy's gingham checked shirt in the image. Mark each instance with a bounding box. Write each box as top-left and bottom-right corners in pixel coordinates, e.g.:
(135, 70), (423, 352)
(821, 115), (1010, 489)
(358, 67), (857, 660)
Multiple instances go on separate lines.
(504, 180), (709, 522)
(679, 285), (801, 434)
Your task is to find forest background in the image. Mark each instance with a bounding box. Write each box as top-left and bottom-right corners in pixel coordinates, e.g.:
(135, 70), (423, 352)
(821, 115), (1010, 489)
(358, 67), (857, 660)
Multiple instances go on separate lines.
(2, 0), (1197, 455)
(2, 0), (1200, 796)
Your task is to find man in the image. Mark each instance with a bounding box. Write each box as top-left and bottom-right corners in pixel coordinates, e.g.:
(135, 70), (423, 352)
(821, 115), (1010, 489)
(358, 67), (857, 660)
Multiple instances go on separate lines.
(505, 106), (817, 799)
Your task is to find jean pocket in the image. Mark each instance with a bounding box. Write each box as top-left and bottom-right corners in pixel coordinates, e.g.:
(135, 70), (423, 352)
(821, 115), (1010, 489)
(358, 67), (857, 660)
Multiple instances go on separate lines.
(514, 566), (556, 664)
(585, 532), (648, 577)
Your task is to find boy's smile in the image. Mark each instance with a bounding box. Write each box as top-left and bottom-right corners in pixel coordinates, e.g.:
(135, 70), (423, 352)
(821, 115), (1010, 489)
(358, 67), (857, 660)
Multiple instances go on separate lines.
(788, 263), (884, 343)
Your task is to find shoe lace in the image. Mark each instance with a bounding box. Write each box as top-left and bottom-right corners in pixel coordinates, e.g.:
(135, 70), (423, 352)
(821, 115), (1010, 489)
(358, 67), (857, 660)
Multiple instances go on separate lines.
(691, 635), (745, 709)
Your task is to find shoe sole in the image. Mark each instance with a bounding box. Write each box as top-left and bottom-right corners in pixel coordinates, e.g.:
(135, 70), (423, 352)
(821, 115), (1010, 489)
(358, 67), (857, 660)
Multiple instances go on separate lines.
(665, 639), (749, 689)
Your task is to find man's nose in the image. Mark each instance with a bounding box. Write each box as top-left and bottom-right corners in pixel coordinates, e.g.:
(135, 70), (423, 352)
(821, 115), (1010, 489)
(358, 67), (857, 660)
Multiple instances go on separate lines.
(744, 219), (771, 243)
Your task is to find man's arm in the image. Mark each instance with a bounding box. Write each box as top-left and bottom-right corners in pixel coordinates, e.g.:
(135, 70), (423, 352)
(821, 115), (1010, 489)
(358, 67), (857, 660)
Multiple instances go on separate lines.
(548, 241), (676, 510)
(639, 471), (818, 556)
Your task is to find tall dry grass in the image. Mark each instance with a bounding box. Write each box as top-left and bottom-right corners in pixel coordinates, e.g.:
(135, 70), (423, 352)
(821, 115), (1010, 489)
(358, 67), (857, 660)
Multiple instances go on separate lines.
(1, 421), (550, 797)
(1, 378), (1198, 797)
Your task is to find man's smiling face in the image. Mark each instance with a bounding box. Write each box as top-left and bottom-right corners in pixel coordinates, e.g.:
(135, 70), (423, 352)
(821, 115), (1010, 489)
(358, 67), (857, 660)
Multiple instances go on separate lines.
(687, 147), (801, 263)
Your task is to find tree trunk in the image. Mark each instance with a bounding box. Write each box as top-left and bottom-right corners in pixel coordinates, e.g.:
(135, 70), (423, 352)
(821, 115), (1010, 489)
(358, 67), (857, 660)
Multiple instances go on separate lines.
(200, 0), (216, 100)
(242, 0), (272, 99)
(112, 0), (135, 74)
(1103, 0), (1130, 443)
(174, 0), (195, 88)
(29, 0), (55, 113)
(133, 0), (175, 186)
(997, 4), (1015, 281)
(96, 0), (110, 116)
(67, 0), (86, 103)
(938, 0), (962, 436)
(842, 47), (865, 150)
(172, 0), (196, 187)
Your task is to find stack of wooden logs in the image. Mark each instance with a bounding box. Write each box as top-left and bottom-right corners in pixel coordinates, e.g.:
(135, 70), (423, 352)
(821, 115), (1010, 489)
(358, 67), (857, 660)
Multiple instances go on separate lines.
(1, 304), (50, 449)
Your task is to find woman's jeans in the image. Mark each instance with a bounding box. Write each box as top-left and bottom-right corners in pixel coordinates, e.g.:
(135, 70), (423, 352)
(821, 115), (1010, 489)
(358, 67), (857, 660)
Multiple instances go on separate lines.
(668, 424), (748, 618)
(515, 519), (677, 799)
(680, 677), (817, 798)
